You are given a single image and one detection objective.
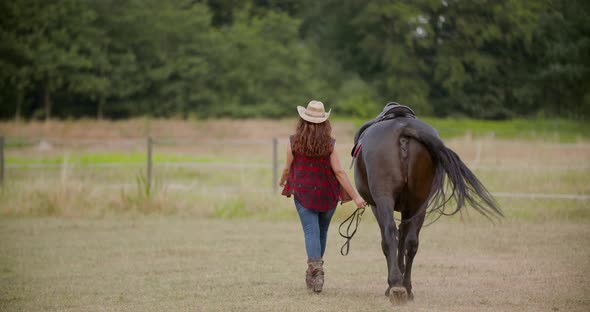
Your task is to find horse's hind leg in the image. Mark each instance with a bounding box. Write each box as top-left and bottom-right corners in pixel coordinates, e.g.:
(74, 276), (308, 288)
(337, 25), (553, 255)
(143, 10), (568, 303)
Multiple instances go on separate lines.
(371, 196), (404, 296)
(397, 207), (408, 275)
(402, 213), (425, 301)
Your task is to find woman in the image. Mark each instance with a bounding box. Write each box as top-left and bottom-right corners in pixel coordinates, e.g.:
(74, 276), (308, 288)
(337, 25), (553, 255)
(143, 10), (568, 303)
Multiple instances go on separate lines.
(279, 100), (367, 293)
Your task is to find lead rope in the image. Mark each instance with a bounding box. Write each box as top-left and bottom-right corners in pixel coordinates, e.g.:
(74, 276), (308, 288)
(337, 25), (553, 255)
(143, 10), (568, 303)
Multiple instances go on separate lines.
(339, 207), (366, 256)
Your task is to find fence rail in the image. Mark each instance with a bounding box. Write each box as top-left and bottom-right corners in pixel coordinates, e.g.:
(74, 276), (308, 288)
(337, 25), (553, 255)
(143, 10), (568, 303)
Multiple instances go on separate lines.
(1, 135), (281, 191)
(2, 136), (589, 201)
(6, 162), (590, 171)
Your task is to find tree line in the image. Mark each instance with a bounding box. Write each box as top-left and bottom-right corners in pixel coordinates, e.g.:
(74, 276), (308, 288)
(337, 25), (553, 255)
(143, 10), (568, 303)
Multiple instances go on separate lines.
(0, 0), (588, 120)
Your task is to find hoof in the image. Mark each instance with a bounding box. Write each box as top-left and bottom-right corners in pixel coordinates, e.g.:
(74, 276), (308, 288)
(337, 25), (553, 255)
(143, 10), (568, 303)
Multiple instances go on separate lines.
(388, 287), (408, 305)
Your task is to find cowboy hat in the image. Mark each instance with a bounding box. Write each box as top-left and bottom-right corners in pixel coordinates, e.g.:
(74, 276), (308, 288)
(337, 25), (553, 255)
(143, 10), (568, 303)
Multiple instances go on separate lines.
(297, 100), (331, 123)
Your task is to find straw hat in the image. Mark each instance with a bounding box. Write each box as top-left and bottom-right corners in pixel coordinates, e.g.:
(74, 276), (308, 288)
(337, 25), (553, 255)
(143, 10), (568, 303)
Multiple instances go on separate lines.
(297, 100), (331, 123)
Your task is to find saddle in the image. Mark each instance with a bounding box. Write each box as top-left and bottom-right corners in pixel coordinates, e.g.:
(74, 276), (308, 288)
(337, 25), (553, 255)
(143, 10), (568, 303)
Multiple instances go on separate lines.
(350, 102), (417, 158)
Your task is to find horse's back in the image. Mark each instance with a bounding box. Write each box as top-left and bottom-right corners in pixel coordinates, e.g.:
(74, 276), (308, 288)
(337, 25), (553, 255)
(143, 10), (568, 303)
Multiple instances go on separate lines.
(360, 117), (438, 158)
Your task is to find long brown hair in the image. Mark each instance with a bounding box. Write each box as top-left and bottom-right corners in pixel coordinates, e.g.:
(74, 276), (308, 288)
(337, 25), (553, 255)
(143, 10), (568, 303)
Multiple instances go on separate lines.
(292, 117), (333, 157)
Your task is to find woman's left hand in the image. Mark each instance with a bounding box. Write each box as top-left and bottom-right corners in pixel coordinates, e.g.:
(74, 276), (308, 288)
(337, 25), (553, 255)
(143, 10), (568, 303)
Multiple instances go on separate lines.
(354, 196), (367, 209)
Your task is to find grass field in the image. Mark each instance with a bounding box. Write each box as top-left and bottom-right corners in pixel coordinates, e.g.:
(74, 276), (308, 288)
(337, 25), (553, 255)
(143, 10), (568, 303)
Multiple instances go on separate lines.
(1, 217), (588, 312)
(418, 117), (589, 142)
(0, 118), (589, 311)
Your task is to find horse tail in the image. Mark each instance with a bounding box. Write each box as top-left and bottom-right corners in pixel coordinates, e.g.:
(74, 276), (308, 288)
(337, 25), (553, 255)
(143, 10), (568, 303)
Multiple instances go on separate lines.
(400, 127), (503, 221)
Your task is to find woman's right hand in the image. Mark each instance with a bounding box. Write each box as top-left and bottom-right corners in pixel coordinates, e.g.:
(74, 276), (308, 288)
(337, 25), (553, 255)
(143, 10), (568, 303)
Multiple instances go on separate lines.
(354, 196), (367, 209)
(278, 178), (286, 187)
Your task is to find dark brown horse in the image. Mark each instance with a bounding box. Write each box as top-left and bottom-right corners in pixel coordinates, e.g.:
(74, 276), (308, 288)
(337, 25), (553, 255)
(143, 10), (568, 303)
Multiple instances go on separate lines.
(352, 103), (502, 302)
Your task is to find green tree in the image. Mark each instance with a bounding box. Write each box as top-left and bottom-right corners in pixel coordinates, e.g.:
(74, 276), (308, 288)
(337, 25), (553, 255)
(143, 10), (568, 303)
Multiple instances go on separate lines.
(208, 7), (325, 117)
(301, 0), (546, 119)
(529, 0), (590, 119)
(427, 0), (543, 119)
(138, 1), (221, 117)
(0, 0), (102, 121)
(0, 0), (35, 120)
(1, 0), (587, 120)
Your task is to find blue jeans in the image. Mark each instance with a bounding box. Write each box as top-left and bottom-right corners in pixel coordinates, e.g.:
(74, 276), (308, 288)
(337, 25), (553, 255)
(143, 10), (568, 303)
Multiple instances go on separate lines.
(294, 199), (337, 260)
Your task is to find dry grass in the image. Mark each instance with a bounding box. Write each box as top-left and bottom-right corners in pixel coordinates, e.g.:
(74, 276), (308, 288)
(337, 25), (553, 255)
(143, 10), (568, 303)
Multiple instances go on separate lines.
(0, 118), (356, 142)
(1, 119), (589, 218)
(0, 119), (589, 311)
(0, 217), (588, 312)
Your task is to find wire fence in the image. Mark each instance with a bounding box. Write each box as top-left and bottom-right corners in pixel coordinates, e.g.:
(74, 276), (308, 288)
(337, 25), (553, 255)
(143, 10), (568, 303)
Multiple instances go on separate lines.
(1, 136), (589, 201)
(1, 136), (281, 194)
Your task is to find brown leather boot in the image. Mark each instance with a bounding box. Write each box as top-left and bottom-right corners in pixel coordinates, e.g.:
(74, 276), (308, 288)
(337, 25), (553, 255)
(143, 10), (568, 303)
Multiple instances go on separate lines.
(305, 259), (314, 289)
(308, 258), (324, 293)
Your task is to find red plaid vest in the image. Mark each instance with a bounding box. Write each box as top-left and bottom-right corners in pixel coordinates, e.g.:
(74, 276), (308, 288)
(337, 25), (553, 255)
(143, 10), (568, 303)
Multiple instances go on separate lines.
(281, 136), (351, 211)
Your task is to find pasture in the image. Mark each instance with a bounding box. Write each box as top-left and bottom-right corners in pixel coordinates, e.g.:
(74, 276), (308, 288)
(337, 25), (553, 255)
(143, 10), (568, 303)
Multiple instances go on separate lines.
(0, 119), (589, 311)
(1, 217), (589, 312)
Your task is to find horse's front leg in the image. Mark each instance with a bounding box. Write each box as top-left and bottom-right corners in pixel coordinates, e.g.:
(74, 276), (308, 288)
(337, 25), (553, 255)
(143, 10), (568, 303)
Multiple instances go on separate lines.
(371, 197), (404, 296)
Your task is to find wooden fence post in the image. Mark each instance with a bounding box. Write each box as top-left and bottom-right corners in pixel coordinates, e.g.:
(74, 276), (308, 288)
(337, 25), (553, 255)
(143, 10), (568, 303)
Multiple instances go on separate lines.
(0, 137), (4, 187)
(147, 136), (152, 192)
(272, 137), (278, 193)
